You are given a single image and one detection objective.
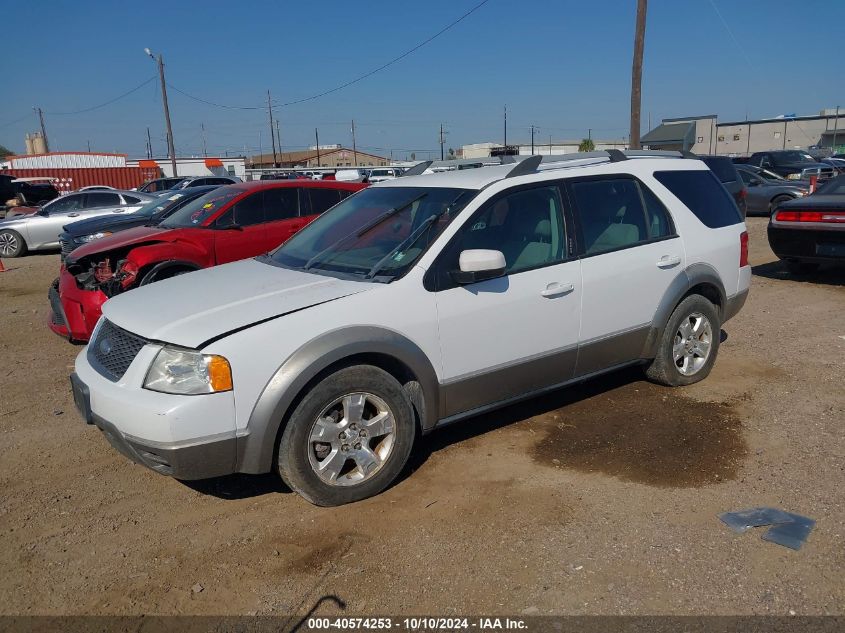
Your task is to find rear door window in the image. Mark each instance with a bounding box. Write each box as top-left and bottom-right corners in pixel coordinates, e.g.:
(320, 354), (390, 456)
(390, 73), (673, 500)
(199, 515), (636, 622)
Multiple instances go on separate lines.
(85, 192), (122, 207)
(308, 188), (342, 215)
(654, 170), (742, 228)
(568, 178), (658, 255)
(263, 188), (299, 221)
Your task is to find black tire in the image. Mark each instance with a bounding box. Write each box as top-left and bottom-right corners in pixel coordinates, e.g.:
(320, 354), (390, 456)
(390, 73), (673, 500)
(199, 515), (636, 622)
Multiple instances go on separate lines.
(0, 229), (26, 258)
(768, 194), (794, 215)
(783, 259), (820, 275)
(277, 365), (415, 506)
(645, 294), (721, 387)
(139, 266), (195, 286)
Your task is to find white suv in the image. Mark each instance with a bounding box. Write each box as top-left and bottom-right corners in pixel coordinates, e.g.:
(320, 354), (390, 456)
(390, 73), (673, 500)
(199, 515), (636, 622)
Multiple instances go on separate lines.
(70, 151), (750, 506)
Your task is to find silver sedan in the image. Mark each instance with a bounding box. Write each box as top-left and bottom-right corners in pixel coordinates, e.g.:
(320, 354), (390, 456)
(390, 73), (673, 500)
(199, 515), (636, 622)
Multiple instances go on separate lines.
(0, 189), (157, 257)
(735, 165), (810, 216)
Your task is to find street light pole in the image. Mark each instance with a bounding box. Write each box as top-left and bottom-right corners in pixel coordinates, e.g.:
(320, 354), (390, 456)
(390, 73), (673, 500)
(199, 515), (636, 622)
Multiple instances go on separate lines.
(146, 48), (177, 176)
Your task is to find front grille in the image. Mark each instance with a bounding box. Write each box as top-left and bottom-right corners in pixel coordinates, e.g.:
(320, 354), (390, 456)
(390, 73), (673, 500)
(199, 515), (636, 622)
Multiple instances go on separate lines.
(48, 281), (66, 327)
(88, 319), (148, 382)
(59, 237), (74, 260)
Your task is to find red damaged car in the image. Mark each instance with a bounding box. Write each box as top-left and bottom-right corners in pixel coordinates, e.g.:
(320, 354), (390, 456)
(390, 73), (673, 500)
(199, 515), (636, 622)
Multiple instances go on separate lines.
(50, 180), (367, 342)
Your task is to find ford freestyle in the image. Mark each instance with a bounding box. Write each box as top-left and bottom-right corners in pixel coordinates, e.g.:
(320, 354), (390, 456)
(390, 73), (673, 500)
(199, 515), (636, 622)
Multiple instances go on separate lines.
(69, 151), (750, 506)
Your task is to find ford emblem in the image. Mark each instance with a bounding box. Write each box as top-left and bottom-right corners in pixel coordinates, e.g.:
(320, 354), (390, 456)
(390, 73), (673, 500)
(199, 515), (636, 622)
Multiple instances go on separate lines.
(99, 338), (112, 355)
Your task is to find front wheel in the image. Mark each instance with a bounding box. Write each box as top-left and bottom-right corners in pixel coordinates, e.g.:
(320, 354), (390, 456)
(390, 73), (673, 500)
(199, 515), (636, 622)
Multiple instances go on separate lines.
(645, 294), (721, 387)
(277, 365), (416, 506)
(0, 229), (26, 258)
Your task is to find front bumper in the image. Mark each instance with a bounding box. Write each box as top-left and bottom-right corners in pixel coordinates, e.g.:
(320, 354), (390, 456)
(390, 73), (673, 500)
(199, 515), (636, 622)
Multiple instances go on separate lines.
(71, 344), (239, 480)
(48, 269), (107, 343)
(768, 225), (845, 263)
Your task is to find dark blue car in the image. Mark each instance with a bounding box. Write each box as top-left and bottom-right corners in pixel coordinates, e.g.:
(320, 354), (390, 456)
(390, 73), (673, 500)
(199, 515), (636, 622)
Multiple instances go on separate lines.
(58, 185), (220, 259)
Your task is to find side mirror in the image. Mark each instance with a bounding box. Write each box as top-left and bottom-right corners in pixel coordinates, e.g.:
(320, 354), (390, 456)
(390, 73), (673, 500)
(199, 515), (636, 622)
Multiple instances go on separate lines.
(450, 249), (506, 285)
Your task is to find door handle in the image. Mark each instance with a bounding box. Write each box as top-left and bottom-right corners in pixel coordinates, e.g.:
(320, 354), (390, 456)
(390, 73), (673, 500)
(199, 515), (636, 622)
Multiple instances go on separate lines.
(68, 213), (80, 217)
(541, 282), (575, 298)
(656, 255), (681, 268)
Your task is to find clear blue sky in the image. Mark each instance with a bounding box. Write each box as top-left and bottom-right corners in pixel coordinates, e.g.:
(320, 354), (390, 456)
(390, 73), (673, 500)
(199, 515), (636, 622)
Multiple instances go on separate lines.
(2, 0), (843, 161)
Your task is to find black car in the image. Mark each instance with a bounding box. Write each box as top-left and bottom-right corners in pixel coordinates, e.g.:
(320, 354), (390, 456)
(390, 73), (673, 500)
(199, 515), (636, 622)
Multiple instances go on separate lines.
(58, 185), (220, 259)
(0, 174), (60, 207)
(748, 151), (835, 181)
(768, 174), (845, 273)
(137, 177), (187, 193)
(699, 155), (747, 217)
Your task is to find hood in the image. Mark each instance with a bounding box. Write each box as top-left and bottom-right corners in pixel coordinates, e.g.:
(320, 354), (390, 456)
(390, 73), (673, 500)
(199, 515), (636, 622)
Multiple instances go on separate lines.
(63, 213), (152, 237)
(67, 225), (171, 262)
(101, 258), (375, 348)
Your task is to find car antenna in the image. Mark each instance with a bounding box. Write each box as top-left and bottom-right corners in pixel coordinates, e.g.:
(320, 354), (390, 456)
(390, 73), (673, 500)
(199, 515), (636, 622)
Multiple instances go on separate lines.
(401, 161), (433, 177)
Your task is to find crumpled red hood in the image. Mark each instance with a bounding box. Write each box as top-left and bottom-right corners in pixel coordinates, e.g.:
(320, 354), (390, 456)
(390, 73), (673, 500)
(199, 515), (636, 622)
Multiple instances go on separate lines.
(66, 225), (173, 262)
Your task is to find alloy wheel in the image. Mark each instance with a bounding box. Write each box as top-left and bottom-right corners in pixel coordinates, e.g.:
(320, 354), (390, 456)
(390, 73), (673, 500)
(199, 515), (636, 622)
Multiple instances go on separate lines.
(308, 392), (396, 486)
(0, 232), (19, 256)
(673, 312), (713, 376)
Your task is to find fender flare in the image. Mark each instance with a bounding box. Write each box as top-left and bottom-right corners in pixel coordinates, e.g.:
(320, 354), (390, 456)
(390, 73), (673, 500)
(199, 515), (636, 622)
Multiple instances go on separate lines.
(236, 326), (440, 474)
(641, 263), (727, 358)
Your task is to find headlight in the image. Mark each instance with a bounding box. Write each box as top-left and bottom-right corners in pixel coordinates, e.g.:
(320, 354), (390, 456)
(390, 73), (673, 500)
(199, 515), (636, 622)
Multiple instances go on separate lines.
(144, 346), (232, 395)
(786, 173), (802, 180)
(78, 231), (112, 243)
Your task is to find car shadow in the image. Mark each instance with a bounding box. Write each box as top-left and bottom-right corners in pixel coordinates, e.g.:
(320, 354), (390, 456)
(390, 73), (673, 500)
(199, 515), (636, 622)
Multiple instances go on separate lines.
(403, 365), (648, 478)
(752, 261), (845, 286)
(181, 472), (291, 499)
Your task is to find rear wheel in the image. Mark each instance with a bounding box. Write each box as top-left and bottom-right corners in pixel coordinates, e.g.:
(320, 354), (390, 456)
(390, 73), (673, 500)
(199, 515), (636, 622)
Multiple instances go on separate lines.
(645, 294), (721, 387)
(0, 229), (26, 258)
(768, 194), (794, 215)
(277, 365), (415, 506)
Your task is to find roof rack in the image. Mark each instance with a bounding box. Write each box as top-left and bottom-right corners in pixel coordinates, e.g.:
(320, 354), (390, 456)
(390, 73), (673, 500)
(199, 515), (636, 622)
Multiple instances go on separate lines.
(503, 149), (699, 179)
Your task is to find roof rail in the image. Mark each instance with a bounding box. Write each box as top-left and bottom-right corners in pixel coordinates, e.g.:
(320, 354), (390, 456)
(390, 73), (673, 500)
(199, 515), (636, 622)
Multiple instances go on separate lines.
(506, 155), (542, 178)
(401, 160), (433, 177)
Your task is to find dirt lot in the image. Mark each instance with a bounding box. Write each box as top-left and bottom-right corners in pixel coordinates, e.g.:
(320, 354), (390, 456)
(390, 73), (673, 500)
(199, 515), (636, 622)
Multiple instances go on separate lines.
(0, 217), (843, 616)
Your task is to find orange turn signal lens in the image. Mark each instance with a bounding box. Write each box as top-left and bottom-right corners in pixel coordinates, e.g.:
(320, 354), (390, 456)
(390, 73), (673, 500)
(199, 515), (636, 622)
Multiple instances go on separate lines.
(206, 355), (233, 392)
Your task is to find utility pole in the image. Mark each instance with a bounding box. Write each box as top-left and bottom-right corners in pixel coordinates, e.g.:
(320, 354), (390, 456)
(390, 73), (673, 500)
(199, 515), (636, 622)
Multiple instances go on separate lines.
(439, 123), (445, 160)
(530, 125), (535, 155)
(315, 128), (321, 166)
(351, 119), (358, 166)
(833, 105), (840, 150)
(267, 90), (278, 168)
(34, 107), (50, 152)
(629, 0), (648, 150)
(201, 123), (207, 157)
(276, 119), (282, 160)
(146, 127), (153, 159)
(87, 140), (91, 152)
(504, 105), (508, 147)
(145, 49), (177, 176)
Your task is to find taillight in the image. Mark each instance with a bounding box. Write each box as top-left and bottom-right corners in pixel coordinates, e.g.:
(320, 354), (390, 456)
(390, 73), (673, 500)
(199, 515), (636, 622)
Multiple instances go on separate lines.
(739, 231), (749, 268)
(774, 210), (845, 224)
(739, 188), (747, 199)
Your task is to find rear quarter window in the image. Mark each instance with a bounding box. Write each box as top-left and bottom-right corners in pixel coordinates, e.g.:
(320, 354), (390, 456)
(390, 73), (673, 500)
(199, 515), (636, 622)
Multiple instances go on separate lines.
(700, 157), (739, 184)
(654, 170), (742, 228)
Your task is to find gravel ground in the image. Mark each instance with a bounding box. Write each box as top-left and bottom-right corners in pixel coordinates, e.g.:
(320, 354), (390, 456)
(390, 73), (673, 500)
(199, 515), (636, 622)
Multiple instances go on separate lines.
(0, 218), (843, 616)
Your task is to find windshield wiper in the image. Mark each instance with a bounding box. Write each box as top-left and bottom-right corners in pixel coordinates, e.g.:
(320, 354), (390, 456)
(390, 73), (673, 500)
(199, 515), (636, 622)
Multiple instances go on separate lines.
(303, 192), (428, 271)
(363, 213), (441, 280)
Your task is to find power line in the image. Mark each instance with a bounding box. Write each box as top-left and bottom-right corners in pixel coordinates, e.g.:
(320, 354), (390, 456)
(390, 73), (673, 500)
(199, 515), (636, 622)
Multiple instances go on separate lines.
(167, 0), (492, 111)
(44, 76), (157, 115)
(0, 113), (33, 130)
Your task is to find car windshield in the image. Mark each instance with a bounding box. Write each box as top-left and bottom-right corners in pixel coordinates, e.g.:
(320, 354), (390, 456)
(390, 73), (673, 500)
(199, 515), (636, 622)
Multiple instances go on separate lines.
(775, 151), (816, 164)
(134, 192), (190, 218)
(158, 187), (240, 228)
(269, 186), (476, 281)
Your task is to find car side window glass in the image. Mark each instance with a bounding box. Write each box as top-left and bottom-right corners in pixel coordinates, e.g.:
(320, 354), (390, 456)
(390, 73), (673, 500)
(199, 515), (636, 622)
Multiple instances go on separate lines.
(640, 183), (674, 239)
(570, 178), (650, 255)
(46, 194), (84, 213)
(232, 192), (265, 226)
(264, 188), (299, 221)
(308, 188), (342, 215)
(737, 170), (753, 185)
(453, 185), (565, 275)
(122, 195), (141, 204)
(86, 192), (122, 207)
